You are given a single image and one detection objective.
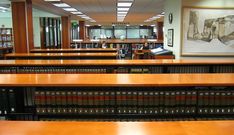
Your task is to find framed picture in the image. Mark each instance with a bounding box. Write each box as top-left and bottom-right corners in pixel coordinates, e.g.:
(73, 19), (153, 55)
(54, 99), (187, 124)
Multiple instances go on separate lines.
(181, 7), (234, 56)
(167, 29), (173, 47)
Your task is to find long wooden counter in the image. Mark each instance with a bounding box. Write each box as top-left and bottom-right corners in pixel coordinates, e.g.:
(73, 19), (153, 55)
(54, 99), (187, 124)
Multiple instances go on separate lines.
(30, 48), (117, 53)
(0, 121), (233, 135)
(0, 59), (233, 66)
(4, 53), (118, 60)
(0, 73), (233, 87)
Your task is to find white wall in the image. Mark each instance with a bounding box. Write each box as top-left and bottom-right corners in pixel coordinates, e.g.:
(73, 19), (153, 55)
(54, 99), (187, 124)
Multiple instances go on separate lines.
(164, 0), (182, 59)
(164, 0), (234, 59)
(0, 12), (12, 28)
(32, 8), (60, 47)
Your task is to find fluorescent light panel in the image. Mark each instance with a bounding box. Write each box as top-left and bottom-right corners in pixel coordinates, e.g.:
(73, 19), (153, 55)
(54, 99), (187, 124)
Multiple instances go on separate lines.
(117, 8), (129, 11)
(63, 8), (77, 11)
(71, 11), (82, 14)
(53, 3), (70, 7)
(44, 0), (61, 1)
(117, 2), (132, 7)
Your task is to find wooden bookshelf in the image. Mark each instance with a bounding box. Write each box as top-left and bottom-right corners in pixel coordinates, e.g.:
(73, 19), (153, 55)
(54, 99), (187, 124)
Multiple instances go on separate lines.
(30, 48), (117, 53)
(0, 121), (233, 135)
(4, 53), (118, 60)
(0, 73), (233, 121)
(0, 59), (233, 74)
(0, 28), (13, 48)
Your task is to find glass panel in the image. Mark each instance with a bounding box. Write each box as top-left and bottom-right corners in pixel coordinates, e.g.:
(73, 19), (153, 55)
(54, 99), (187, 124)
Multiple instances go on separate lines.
(127, 26), (139, 38)
(89, 29), (101, 39)
(114, 26), (126, 39)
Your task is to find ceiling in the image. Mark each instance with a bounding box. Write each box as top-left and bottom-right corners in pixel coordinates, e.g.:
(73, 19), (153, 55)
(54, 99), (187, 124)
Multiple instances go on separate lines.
(18, 0), (165, 25)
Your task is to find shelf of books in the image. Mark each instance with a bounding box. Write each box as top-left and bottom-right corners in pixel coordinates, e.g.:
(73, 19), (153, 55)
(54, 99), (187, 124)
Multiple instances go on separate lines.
(0, 28), (13, 48)
(0, 60), (233, 74)
(0, 73), (233, 121)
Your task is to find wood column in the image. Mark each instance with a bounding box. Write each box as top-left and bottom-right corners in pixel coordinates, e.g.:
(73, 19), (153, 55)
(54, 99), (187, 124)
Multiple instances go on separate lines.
(79, 21), (85, 40)
(61, 16), (71, 49)
(26, 0), (34, 50)
(156, 21), (164, 40)
(12, 1), (34, 53)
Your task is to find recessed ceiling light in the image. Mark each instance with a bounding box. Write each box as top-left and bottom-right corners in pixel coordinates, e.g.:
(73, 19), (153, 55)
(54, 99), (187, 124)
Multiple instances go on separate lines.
(117, 2), (132, 7)
(150, 24), (155, 27)
(77, 14), (86, 17)
(44, 0), (61, 1)
(117, 8), (129, 11)
(126, 24), (130, 26)
(63, 8), (77, 12)
(98, 24), (101, 26)
(53, 3), (70, 7)
(117, 14), (126, 17)
(86, 25), (90, 27)
(157, 14), (164, 17)
(71, 11), (82, 14)
(140, 24), (143, 26)
(161, 12), (165, 15)
(118, 11), (128, 14)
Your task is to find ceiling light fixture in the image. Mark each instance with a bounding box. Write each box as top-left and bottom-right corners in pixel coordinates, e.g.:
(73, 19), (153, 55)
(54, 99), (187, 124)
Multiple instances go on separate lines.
(71, 11), (82, 14)
(117, 8), (129, 11)
(117, 3), (132, 7)
(63, 8), (77, 12)
(44, 0), (61, 1)
(53, 3), (70, 7)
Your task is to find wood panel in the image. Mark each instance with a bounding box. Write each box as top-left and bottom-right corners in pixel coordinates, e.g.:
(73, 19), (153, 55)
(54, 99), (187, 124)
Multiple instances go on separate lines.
(11, 2), (28, 53)
(157, 22), (164, 40)
(61, 16), (71, 49)
(0, 59), (233, 66)
(0, 121), (233, 135)
(79, 21), (85, 40)
(26, 0), (34, 50)
(0, 74), (233, 87)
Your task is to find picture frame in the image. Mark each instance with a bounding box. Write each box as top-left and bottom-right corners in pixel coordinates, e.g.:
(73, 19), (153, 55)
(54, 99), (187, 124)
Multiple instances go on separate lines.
(181, 7), (234, 56)
(167, 29), (173, 47)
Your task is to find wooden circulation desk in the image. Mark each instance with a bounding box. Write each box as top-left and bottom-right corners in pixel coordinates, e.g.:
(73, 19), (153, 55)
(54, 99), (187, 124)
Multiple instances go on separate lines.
(4, 53), (118, 60)
(30, 48), (117, 53)
(0, 74), (233, 121)
(0, 121), (233, 135)
(0, 59), (233, 74)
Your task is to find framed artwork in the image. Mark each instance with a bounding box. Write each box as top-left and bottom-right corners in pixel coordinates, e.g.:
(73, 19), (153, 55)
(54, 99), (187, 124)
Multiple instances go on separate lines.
(167, 29), (174, 47)
(181, 7), (234, 56)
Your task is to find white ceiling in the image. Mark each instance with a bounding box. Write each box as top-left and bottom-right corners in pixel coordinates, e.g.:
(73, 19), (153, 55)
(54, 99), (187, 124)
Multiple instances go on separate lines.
(29, 0), (164, 25)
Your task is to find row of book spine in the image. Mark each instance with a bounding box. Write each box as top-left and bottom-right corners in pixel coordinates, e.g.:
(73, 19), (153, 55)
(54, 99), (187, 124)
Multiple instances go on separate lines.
(0, 88), (16, 115)
(0, 65), (233, 74)
(36, 107), (234, 115)
(34, 90), (200, 106)
(34, 89), (234, 107)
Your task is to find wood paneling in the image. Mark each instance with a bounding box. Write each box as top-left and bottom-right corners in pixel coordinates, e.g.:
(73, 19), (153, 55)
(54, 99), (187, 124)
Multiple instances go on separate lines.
(79, 21), (85, 40)
(26, 0), (34, 50)
(11, 2), (28, 53)
(157, 22), (164, 40)
(61, 16), (71, 49)
(0, 74), (233, 87)
(0, 121), (233, 135)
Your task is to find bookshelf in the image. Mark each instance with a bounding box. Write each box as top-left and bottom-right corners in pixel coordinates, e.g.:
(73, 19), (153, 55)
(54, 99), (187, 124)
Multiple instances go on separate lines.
(4, 53), (118, 60)
(0, 28), (13, 48)
(0, 73), (233, 121)
(0, 59), (233, 74)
